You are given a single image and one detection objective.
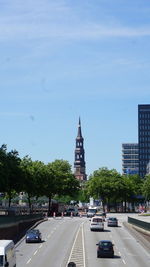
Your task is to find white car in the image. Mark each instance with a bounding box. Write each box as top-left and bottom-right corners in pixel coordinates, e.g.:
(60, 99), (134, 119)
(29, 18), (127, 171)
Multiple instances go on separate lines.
(90, 216), (104, 231)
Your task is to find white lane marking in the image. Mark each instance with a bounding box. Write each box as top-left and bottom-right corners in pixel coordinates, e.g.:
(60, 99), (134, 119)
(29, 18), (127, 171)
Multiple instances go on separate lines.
(82, 223), (86, 267)
(27, 258), (31, 264)
(122, 259), (126, 264)
(34, 250), (38, 255)
(67, 223), (83, 264)
(39, 244), (43, 249)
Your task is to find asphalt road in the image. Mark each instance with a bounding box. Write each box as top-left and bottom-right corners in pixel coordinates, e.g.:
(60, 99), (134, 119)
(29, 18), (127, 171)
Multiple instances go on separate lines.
(15, 214), (150, 267)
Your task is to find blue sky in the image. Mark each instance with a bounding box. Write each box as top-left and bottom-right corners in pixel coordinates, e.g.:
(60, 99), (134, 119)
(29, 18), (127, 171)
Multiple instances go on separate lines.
(1, 0), (150, 176)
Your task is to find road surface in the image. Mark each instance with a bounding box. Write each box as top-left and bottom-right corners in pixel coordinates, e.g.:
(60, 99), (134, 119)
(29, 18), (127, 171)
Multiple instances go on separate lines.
(16, 213), (150, 267)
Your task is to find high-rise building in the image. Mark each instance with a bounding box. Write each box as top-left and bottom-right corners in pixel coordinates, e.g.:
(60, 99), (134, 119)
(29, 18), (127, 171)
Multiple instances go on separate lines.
(122, 143), (139, 175)
(74, 118), (87, 181)
(138, 104), (150, 177)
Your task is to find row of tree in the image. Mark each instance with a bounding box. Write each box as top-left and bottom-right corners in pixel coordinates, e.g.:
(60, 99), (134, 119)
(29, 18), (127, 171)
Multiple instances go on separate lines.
(0, 144), (80, 213)
(0, 144), (150, 214)
(85, 167), (150, 211)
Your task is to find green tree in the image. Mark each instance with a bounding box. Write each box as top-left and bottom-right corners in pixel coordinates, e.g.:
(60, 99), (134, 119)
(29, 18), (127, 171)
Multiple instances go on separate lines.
(87, 167), (122, 211)
(0, 144), (7, 193)
(45, 160), (80, 214)
(142, 175), (150, 201)
(0, 145), (22, 206)
(21, 156), (39, 210)
(121, 174), (143, 212)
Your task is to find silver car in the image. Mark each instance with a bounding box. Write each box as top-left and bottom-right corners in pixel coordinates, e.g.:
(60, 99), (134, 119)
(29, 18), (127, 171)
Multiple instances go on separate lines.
(107, 217), (118, 227)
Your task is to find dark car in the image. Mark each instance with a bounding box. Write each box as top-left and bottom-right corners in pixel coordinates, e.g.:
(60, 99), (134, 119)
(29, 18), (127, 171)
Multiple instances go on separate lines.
(96, 240), (114, 258)
(65, 208), (78, 216)
(107, 217), (118, 227)
(25, 229), (42, 243)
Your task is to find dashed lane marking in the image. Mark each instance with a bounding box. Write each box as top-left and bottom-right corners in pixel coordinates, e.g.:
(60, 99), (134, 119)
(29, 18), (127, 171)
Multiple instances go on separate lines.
(34, 250), (38, 255)
(27, 258), (31, 264)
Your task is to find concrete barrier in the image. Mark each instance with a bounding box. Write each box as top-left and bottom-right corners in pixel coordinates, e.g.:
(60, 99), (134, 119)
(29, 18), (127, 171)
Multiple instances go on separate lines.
(128, 216), (150, 233)
(0, 214), (44, 242)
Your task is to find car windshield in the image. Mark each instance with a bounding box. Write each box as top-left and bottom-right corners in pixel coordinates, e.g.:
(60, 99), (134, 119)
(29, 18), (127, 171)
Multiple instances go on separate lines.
(88, 209), (97, 213)
(28, 229), (39, 234)
(109, 217), (117, 221)
(0, 255), (3, 266)
(101, 242), (112, 247)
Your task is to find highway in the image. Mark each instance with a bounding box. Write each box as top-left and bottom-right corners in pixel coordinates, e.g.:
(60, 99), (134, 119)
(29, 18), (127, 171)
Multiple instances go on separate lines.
(16, 214), (150, 267)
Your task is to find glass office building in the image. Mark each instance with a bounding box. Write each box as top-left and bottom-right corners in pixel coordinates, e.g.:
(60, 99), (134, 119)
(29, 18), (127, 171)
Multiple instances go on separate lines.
(138, 104), (150, 177)
(122, 143), (139, 175)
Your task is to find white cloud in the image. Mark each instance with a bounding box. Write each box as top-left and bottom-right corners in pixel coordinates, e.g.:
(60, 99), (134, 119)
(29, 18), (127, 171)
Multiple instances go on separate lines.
(1, 21), (150, 43)
(0, 0), (150, 42)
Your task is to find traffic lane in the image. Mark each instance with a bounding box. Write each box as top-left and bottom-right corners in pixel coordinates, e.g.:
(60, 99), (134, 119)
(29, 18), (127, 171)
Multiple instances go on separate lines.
(84, 218), (124, 267)
(16, 219), (60, 266)
(16, 217), (83, 267)
(108, 222), (150, 267)
(84, 216), (150, 267)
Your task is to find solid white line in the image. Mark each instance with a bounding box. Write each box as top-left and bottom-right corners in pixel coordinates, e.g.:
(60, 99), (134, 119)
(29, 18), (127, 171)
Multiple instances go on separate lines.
(27, 258), (31, 264)
(82, 223), (86, 267)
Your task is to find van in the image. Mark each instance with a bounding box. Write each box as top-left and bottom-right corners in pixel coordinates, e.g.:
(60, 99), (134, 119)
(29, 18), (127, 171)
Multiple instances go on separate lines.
(0, 240), (16, 267)
(90, 216), (104, 231)
(87, 207), (97, 218)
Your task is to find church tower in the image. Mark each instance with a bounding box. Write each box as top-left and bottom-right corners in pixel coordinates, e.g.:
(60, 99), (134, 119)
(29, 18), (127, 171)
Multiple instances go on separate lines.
(74, 118), (87, 181)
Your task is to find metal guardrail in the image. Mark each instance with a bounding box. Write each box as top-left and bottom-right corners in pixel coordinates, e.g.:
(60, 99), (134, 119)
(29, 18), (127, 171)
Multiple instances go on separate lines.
(128, 216), (150, 232)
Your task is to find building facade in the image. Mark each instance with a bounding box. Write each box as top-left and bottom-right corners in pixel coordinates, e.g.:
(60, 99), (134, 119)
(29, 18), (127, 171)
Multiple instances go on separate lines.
(74, 118), (87, 181)
(122, 143), (139, 175)
(138, 104), (150, 177)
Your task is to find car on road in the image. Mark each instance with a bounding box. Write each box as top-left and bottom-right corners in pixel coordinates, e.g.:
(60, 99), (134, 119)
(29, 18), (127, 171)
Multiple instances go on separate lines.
(96, 240), (114, 258)
(107, 217), (118, 227)
(95, 212), (106, 221)
(87, 207), (97, 218)
(65, 207), (78, 216)
(90, 216), (104, 231)
(25, 229), (42, 243)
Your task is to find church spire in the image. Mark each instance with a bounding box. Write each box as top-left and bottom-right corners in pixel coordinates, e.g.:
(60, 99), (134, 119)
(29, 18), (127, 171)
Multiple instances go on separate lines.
(77, 117), (82, 138)
(74, 118), (87, 181)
